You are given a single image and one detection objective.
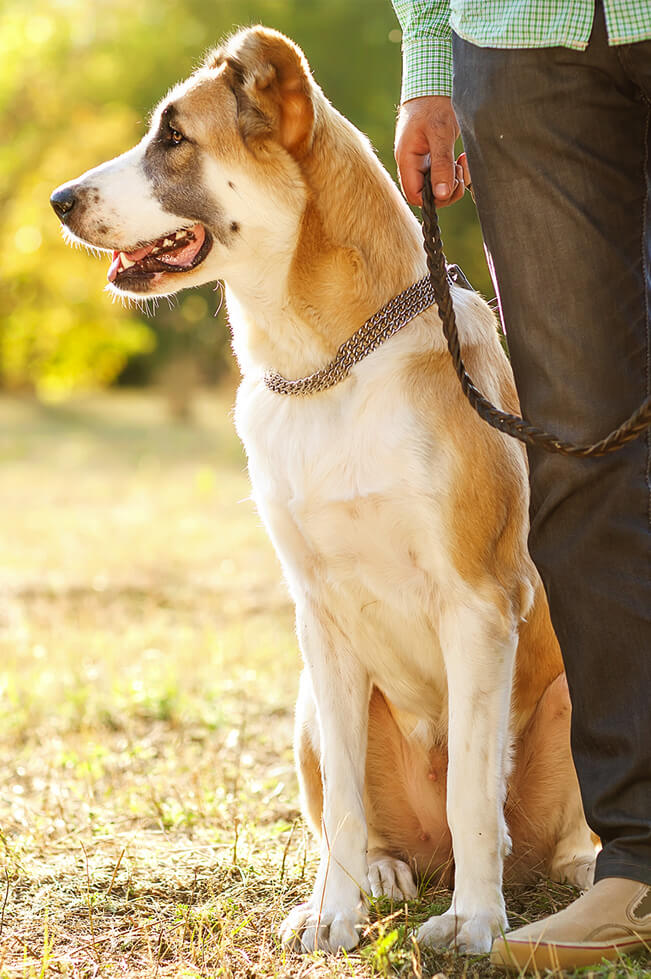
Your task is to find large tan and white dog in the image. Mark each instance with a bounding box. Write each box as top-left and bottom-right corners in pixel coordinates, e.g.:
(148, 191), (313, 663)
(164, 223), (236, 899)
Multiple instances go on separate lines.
(51, 26), (596, 955)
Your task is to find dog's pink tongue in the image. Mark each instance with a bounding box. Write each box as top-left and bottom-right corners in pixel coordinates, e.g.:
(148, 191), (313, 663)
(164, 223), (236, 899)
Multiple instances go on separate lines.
(107, 225), (205, 282)
(124, 244), (154, 262)
(159, 224), (205, 266)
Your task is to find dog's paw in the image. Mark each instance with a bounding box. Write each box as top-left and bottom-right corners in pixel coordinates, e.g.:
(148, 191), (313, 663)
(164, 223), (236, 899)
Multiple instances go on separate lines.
(368, 855), (417, 900)
(416, 908), (507, 955)
(552, 853), (596, 891)
(280, 901), (366, 953)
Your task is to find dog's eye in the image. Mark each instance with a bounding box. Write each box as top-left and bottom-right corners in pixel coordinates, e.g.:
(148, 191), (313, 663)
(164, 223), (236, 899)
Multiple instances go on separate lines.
(168, 127), (184, 145)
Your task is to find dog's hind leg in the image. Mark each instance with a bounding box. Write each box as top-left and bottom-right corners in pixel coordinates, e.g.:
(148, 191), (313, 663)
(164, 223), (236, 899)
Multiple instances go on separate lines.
(510, 672), (596, 888)
(417, 596), (516, 954)
(367, 845), (418, 900)
(280, 604), (371, 954)
(543, 680), (597, 890)
(504, 672), (596, 886)
(550, 806), (596, 890)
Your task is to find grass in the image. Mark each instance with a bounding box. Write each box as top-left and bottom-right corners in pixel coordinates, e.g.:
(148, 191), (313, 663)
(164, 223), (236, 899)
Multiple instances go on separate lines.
(0, 388), (648, 979)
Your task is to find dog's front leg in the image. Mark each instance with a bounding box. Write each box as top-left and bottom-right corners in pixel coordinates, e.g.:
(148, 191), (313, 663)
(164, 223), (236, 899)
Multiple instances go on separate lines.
(418, 599), (517, 954)
(280, 603), (371, 954)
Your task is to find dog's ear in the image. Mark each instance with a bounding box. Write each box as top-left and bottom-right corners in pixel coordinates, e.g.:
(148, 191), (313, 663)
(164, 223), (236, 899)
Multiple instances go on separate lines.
(213, 27), (315, 158)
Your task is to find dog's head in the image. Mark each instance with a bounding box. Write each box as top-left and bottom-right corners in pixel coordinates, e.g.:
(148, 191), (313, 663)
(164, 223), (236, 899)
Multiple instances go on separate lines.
(50, 27), (317, 297)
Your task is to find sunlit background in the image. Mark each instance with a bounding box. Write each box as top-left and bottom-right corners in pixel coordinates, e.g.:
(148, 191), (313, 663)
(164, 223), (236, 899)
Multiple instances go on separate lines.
(2, 0), (488, 404)
(0, 4), (499, 976)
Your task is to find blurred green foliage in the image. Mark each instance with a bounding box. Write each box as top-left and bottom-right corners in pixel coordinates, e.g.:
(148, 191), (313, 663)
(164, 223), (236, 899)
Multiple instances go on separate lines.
(0, 0), (489, 399)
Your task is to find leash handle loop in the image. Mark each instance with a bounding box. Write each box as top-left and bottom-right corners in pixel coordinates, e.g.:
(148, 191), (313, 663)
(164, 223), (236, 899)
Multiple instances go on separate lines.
(421, 172), (651, 457)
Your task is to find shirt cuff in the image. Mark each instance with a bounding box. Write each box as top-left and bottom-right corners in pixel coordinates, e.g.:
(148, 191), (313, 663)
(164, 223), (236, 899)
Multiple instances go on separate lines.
(401, 36), (453, 101)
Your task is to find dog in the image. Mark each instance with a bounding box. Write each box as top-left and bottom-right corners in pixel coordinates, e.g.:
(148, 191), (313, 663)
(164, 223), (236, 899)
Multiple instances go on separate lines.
(51, 26), (597, 955)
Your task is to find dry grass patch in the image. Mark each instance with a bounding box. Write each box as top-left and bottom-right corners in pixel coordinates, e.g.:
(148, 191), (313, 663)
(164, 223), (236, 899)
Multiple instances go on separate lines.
(0, 391), (647, 979)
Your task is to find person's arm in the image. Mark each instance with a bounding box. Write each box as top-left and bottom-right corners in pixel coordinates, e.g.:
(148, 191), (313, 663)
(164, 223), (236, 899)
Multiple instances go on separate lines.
(391, 0), (467, 207)
(392, 0), (453, 102)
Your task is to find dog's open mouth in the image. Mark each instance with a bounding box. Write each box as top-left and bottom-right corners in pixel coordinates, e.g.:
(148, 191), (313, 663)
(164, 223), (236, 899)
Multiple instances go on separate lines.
(108, 223), (212, 289)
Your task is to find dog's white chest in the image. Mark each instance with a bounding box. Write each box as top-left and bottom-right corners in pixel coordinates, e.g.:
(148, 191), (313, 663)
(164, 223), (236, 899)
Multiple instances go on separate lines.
(235, 373), (452, 717)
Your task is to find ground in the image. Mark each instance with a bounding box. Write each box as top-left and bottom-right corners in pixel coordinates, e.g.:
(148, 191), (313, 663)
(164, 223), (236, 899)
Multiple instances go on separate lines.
(0, 390), (647, 979)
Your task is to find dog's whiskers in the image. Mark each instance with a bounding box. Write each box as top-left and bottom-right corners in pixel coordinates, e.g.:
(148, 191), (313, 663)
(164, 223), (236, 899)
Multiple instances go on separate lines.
(60, 224), (105, 260)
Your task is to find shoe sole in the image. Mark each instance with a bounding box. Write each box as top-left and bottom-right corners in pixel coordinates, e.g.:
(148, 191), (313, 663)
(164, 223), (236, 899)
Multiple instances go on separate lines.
(491, 936), (648, 972)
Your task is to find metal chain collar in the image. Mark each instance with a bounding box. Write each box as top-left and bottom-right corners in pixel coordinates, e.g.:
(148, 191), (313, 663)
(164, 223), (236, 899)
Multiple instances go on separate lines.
(263, 274), (439, 396)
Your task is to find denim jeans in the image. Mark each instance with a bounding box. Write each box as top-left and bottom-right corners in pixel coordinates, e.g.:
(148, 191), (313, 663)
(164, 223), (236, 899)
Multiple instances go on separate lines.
(452, 4), (651, 884)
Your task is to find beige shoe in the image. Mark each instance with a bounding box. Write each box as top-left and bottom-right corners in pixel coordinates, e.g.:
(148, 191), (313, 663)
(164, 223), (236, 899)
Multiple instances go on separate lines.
(491, 877), (651, 971)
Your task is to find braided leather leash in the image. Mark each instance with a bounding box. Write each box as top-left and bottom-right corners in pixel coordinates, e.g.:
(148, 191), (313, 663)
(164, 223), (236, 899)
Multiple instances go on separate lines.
(421, 173), (651, 457)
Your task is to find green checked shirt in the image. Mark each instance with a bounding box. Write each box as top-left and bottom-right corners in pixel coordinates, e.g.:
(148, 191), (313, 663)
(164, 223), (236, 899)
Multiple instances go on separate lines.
(391, 1), (651, 101)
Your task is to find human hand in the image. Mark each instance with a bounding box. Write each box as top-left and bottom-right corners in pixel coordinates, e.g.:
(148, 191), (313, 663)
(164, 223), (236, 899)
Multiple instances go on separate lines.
(394, 95), (467, 207)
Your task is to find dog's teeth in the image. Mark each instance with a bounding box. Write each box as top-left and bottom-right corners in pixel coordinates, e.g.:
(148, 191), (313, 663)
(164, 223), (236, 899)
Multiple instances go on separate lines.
(120, 253), (135, 269)
(175, 231), (185, 239)
(163, 238), (173, 247)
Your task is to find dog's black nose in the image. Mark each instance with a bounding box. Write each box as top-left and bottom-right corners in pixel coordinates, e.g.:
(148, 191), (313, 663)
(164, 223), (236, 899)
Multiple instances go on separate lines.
(50, 186), (77, 222)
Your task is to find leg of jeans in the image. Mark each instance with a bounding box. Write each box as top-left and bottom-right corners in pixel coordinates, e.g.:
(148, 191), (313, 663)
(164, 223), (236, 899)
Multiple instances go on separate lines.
(452, 10), (651, 884)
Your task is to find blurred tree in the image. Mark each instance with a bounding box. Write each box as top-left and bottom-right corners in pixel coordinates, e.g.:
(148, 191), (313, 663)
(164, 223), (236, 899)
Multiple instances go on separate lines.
(0, 0), (489, 400)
